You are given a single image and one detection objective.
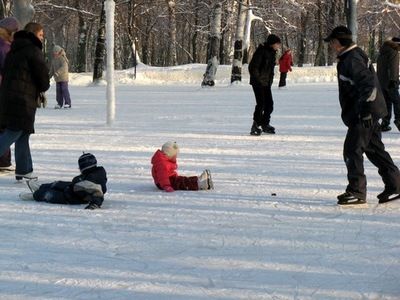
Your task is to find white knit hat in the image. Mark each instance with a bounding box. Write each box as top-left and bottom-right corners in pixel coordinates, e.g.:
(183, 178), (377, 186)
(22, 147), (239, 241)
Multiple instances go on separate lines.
(53, 45), (63, 53)
(161, 141), (179, 158)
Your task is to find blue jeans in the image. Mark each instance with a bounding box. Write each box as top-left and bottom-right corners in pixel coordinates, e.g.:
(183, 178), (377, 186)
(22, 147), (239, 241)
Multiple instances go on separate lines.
(0, 129), (32, 175)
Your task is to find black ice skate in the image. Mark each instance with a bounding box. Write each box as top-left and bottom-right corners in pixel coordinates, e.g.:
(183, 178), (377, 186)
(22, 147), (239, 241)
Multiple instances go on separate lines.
(250, 122), (262, 136)
(394, 120), (400, 132)
(337, 192), (366, 205)
(262, 124), (275, 134)
(380, 123), (392, 132)
(377, 190), (400, 204)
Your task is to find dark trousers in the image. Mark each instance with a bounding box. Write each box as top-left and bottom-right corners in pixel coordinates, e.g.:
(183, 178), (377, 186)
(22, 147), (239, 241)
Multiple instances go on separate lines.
(33, 181), (87, 205)
(252, 85), (274, 126)
(382, 87), (400, 125)
(278, 72), (287, 87)
(0, 129), (32, 174)
(343, 122), (400, 199)
(0, 129), (11, 167)
(56, 81), (71, 107)
(170, 175), (199, 190)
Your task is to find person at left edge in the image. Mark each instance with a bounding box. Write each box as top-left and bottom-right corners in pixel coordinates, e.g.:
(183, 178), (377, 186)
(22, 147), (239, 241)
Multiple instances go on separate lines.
(0, 17), (20, 172)
(0, 22), (50, 181)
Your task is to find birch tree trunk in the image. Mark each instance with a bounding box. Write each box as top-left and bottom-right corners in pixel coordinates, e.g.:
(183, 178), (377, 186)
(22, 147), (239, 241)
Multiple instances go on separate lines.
(314, 0), (326, 66)
(230, 0), (247, 83)
(202, 2), (222, 87)
(127, 0), (140, 67)
(297, 10), (309, 67)
(93, 0), (106, 83)
(243, 0), (262, 64)
(345, 0), (357, 42)
(13, 0), (34, 28)
(0, 0), (11, 19)
(165, 0), (177, 66)
(76, 0), (88, 72)
(326, 0), (337, 66)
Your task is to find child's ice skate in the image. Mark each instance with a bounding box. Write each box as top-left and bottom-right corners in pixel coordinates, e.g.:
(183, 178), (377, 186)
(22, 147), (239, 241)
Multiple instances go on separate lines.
(198, 169), (214, 190)
(27, 179), (41, 193)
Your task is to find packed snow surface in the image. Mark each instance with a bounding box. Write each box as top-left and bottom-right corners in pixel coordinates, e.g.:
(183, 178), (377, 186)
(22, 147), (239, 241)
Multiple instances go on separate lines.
(0, 64), (399, 299)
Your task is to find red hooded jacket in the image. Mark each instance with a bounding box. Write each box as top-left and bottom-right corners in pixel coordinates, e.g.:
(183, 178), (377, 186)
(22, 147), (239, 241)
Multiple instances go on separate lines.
(151, 150), (178, 190)
(279, 51), (293, 73)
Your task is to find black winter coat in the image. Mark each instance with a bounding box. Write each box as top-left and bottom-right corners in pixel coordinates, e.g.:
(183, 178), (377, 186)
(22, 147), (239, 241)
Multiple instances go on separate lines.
(337, 45), (387, 127)
(377, 40), (400, 89)
(71, 166), (108, 207)
(0, 31), (50, 133)
(249, 43), (277, 87)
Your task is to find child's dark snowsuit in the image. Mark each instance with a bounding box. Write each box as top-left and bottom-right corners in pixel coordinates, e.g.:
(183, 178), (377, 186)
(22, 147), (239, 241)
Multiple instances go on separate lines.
(33, 166), (107, 209)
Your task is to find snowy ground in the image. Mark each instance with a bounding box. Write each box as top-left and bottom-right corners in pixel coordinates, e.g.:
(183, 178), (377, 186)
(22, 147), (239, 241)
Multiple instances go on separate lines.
(0, 66), (400, 299)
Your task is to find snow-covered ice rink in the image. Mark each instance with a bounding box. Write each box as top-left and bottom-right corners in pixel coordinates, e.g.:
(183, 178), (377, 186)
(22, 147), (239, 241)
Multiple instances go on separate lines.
(0, 65), (399, 299)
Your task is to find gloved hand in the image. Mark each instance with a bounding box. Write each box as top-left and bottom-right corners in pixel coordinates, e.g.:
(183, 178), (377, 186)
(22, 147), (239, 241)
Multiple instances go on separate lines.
(164, 186), (175, 193)
(361, 114), (373, 128)
(85, 202), (100, 210)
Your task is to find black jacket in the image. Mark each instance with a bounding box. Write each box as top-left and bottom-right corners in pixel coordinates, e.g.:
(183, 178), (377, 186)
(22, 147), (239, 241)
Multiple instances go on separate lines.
(249, 43), (277, 86)
(0, 31), (50, 133)
(337, 45), (387, 127)
(377, 40), (400, 89)
(33, 166), (108, 208)
(71, 166), (108, 207)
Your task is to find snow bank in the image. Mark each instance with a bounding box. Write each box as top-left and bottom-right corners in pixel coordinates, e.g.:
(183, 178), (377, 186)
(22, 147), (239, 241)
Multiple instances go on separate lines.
(69, 63), (337, 86)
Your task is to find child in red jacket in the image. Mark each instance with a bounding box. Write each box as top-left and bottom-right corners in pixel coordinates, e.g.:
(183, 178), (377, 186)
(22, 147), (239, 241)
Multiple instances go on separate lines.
(151, 141), (213, 192)
(278, 49), (293, 88)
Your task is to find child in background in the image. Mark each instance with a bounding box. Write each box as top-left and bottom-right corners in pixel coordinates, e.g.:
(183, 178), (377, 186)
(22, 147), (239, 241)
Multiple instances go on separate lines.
(22, 153), (107, 209)
(50, 45), (72, 109)
(278, 48), (293, 88)
(151, 141), (213, 192)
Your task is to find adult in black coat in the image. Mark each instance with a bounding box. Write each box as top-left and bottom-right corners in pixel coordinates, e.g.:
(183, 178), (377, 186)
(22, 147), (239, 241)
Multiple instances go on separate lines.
(377, 37), (400, 131)
(248, 34), (281, 135)
(0, 22), (50, 180)
(325, 26), (400, 205)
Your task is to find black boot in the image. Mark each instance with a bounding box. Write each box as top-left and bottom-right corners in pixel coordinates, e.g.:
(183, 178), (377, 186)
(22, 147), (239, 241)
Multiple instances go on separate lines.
(250, 122), (262, 136)
(394, 119), (400, 131)
(262, 124), (275, 134)
(337, 192), (366, 205)
(380, 122), (392, 132)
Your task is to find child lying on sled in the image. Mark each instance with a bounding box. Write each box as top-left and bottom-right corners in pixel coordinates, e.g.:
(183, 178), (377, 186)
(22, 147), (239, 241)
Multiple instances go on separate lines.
(23, 153), (107, 210)
(151, 141), (213, 192)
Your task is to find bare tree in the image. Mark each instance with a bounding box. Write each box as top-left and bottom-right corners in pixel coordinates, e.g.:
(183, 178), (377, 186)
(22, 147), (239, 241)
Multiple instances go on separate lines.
(165, 0), (178, 65)
(93, 0), (106, 83)
(202, 2), (222, 87)
(231, 0), (247, 83)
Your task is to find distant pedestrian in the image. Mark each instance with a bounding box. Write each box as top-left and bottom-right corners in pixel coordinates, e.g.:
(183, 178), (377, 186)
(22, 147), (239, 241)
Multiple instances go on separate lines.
(0, 22), (50, 181)
(151, 141), (214, 192)
(248, 34), (281, 135)
(377, 37), (400, 132)
(50, 45), (71, 109)
(278, 49), (293, 88)
(324, 26), (400, 205)
(0, 17), (20, 172)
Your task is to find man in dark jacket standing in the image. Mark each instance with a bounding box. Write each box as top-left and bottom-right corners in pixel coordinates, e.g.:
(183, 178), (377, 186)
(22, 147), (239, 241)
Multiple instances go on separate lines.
(248, 34), (281, 135)
(325, 26), (400, 205)
(377, 37), (400, 132)
(0, 22), (50, 181)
